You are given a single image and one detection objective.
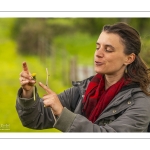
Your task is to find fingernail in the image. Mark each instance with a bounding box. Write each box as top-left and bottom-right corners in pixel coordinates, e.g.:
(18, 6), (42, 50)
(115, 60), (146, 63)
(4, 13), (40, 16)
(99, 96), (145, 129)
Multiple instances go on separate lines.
(39, 82), (42, 85)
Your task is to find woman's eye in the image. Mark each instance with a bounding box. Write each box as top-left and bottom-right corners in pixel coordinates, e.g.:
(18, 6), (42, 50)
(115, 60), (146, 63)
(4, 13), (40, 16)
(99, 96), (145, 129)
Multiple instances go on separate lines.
(96, 45), (100, 50)
(106, 50), (111, 52)
(105, 48), (113, 52)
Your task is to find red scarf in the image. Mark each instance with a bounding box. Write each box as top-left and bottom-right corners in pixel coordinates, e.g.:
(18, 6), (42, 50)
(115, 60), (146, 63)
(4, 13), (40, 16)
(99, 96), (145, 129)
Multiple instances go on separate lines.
(82, 73), (128, 123)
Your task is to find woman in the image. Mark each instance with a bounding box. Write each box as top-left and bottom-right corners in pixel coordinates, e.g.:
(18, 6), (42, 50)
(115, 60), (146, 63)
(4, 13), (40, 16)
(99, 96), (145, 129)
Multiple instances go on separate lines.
(16, 22), (150, 132)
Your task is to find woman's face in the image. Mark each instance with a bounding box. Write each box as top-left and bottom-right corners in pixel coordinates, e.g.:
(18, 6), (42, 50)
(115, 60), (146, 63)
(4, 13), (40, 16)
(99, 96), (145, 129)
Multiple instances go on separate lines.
(94, 31), (129, 76)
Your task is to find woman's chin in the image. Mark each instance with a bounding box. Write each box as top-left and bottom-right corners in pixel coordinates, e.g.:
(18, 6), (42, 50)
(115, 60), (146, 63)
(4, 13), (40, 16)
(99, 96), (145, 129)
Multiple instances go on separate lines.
(95, 69), (104, 74)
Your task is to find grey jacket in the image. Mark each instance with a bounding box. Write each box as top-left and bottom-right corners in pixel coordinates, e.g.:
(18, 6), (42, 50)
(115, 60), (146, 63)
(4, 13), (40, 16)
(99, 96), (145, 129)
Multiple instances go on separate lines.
(16, 76), (150, 132)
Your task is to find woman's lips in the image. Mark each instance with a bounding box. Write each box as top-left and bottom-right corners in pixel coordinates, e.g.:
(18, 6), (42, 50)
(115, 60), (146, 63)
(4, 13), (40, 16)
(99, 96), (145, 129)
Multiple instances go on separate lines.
(95, 61), (103, 65)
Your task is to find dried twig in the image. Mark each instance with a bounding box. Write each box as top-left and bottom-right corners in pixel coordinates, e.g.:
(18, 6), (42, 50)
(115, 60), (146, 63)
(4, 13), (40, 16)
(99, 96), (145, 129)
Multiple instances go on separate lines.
(45, 68), (56, 123)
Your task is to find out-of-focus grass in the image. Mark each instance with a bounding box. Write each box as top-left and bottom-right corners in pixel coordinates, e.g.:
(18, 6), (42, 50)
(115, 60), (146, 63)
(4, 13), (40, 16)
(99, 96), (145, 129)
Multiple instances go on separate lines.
(0, 40), (65, 132)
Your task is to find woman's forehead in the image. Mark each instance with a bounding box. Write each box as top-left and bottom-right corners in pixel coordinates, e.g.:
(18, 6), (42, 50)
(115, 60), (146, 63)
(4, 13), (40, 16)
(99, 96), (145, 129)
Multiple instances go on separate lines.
(97, 32), (123, 45)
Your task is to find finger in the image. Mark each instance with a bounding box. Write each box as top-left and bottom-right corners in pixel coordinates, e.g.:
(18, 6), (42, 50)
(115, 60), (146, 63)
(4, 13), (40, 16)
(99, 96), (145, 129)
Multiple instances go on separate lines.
(22, 61), (29, 74)
(19, 77), (25, 82)
(19, 77), (23, 82)
(19, 76), (35, 84)
(42, 94), (54, 101)
(39, 82), (54, 94)
(43, 99), (51, 107)
(20, 80), (30, 85)
(20, 72), (32, 80)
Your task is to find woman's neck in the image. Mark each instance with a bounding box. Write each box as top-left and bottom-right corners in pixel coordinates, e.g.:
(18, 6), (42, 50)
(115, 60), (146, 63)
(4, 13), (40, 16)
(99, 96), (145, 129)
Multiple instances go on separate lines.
(104, 74), (124, 90)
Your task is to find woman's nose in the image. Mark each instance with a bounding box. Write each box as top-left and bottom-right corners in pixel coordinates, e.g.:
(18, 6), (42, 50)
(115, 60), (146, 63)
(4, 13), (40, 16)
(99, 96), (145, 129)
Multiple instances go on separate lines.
(95, 47), (104, 58)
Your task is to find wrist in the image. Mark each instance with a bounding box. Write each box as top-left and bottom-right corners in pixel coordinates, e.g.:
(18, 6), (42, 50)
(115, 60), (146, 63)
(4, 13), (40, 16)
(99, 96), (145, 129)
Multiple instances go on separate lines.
(22, 87), (34, 98)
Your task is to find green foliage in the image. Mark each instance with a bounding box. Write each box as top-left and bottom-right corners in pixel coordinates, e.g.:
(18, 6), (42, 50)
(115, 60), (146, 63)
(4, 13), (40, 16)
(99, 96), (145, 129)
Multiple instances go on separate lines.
(72, 18), (121, 34)
(0, 18), (16, 39)
(141, 35), (150, 65)
(11, 18), (125, 57)
(16, 19), (52, 56)
(46, 18), (76, 35)
(53, 32), (97, 65)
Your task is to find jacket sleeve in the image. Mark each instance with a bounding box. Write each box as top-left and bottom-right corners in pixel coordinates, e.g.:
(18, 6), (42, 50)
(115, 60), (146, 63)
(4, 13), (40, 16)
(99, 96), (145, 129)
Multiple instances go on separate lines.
(54, 92), (150, 132)
(15, 85), (80, 130)
(16, 87), (56, 129)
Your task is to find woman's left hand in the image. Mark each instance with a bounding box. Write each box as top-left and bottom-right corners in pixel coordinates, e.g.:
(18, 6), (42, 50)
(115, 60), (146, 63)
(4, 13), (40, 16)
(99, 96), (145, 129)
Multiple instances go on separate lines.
(39, 82), (63, 116)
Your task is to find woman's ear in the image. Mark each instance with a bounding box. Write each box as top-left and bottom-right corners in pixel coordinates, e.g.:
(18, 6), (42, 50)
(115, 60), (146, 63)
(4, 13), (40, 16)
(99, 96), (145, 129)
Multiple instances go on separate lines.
(124, 53), (136, 65)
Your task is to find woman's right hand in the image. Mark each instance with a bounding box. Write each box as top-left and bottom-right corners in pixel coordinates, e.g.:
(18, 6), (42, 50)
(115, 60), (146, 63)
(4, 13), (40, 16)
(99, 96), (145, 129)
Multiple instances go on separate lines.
(19, 62), (36, 98)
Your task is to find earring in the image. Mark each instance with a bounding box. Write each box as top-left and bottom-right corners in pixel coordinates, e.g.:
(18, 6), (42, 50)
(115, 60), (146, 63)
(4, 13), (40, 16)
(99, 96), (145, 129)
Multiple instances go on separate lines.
(125, 67), (128, 74)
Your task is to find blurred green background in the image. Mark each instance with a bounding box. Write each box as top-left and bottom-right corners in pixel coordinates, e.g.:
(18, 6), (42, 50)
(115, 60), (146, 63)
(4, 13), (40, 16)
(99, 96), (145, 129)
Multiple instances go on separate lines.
(0, 18), (150, 132)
